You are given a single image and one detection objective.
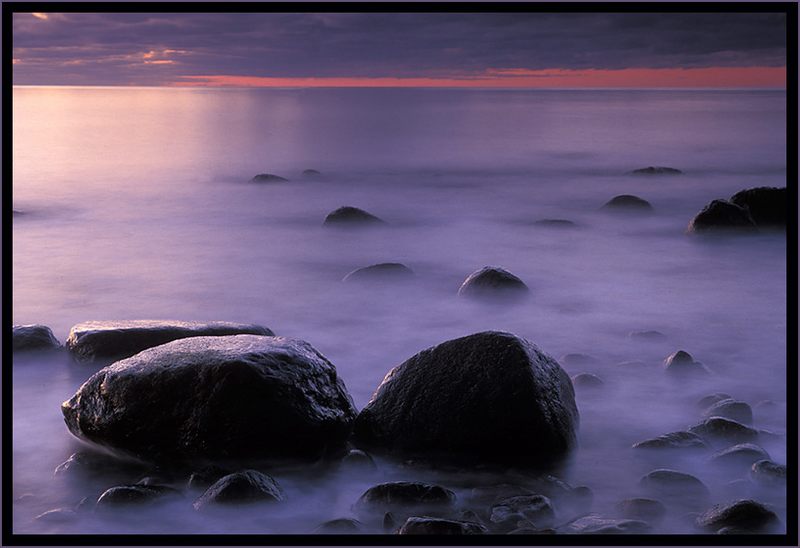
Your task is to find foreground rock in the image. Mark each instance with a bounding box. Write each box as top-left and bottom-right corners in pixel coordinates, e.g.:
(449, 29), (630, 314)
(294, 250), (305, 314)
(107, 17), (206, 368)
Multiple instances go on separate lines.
(193, 470), (284, 510)
(251, 173), (288, 183)
(602, 194), (653, 211)
(640, 469), (710, 503)
(490, 495), (555, 529)
(695, 500), (781, 533)
(629, 166), (683, 175)
(62, 335), (357, 462)
(95, 484), (180, 509)
(729, 186), (786, 228)
(66, 320), (273, 363)
(354, 482), (456, 515)
(689, 417), (759, 447)
(562, 514), (651, 534)
(663, 350), (709, 377)
(457, 267), (529, 300)
(352, 331), (579, 467)
(12, 324), (61, 352)
(703, 399), (753, 425)
(750, 460), (786, 486)
(687, 199), (757, 233)
(343, 263), (414, 283)
(632, 431), (708, 451)
(323, 206), (385, 226)
(399, 517), (487, 535)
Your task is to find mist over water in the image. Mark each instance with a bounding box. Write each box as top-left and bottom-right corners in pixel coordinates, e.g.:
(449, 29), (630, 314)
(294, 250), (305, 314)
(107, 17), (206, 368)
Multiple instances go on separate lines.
(12, 87), (787, 534)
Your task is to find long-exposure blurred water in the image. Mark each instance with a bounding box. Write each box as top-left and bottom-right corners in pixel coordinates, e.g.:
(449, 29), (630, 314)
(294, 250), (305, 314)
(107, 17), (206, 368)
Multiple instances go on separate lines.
(11, 87), (787, 535)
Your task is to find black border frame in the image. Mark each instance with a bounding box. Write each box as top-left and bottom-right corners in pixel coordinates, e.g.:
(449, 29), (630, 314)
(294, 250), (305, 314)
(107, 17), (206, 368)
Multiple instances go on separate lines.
(2, 2), (797, 546)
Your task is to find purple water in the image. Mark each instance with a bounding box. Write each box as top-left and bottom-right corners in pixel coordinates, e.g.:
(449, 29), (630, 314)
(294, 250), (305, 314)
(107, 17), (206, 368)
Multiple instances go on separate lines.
(12, 87), (787, 534)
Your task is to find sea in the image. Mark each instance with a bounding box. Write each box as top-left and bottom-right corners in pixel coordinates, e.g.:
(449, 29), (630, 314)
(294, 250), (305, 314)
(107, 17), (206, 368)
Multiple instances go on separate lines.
(11, 87), (788, 534)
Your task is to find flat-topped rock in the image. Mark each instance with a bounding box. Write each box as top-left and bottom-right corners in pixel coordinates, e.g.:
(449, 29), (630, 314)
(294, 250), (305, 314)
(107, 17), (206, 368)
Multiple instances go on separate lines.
(687, 199), (757, 233)
(602, 194), (653, 211)
(457, 267), (529, 300)
(629, 166), (683, 175)
(323, 206), (385, 226)
(251, 173), (288, 183)
(729, 186), (786, 228)
(65, 320), (273, 363)
(62, 335), (356, 462)
(352, 331), (578, 467)
(342, 263), (414, 283)
(13, 324), (61, 352)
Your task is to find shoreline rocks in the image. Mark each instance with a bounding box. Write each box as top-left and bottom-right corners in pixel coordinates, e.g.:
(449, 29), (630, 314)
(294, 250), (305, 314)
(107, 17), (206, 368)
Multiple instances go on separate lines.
(62, 335), (357, 462)
(352, 331), (579, 467)
(730, 187), (786, 228)
(663, 350), (709, 377)
(629, 166), (683, 175)
(193, 470), (284, 510)
(323, 206), (385, 226)
(251, 173), (288, 183)
(65, 320), (273, 363)
(457, 267), (529, 300)
(602, 195), (653, 211)
(12, 324), (61, 352)
(687, 199), (757, 233)
(343, 263), (414, 283)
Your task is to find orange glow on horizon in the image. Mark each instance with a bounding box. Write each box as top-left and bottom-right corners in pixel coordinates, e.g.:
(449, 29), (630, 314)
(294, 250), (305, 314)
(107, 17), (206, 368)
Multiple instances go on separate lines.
(173, 67), (785, 89)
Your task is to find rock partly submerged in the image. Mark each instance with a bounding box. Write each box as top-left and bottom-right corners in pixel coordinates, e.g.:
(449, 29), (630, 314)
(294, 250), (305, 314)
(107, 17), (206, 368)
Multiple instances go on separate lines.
(66, 320), (273, 363)
(251, 173), (288, 183)
(457, 267), (529, 300)
(343, 263), (414, 283)
(324, 206), (385, 226)
(687, 199), (757, 234)
(352, 331), (579, 468)
(398, 516), (487, 535)
(354, 482), (456, 515)
(695, 499), (781, 534)
(729, 186), (786, 228)
(703, 399), (753, 425)
(632, 431), (708, 451)
(601, 194), (653, 211)
(193, 470), (284, 510)
(62, 335), (357, 463)
(12, 324), (61, 352)
(629, 166), (683, 175)
(663, 350), (709, 378)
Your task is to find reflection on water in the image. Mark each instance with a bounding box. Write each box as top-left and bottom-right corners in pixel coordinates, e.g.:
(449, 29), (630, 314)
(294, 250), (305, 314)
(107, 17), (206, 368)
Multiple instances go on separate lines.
(12, 87), (787, 534)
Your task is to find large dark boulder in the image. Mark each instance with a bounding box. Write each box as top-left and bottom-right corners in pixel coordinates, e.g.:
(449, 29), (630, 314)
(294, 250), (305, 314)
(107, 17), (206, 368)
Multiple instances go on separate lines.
(13, 324), (61, 352)
(457, 267), (529, 300)
(251, 173), (288, 183)
(192, 470), (284, 510)
(354, 482), (456, 515)
(687, 199), (757, 233)
(62, 335), (357, 462)
(65, 320), (273, 363)
(729, 186), (786, 228)
(695, 500), (781, 533)
(399, 517), (487, 535)
(342, 263), (414, 283)
(352, 331), (578, 467)
(323, 206), (385, 226)
(601, 195), (653, 211)
(629, 166), (683, 175)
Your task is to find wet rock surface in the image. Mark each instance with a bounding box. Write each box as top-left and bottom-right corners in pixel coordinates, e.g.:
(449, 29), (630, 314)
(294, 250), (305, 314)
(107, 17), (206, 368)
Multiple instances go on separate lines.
(193, 470), (284, 510)
(65, 320), (274, 363)
(457, 267), (529, 300)
(13, 324), (61, 352)
(342, 263), (414, 283)
(695, 499), (781, 533)
(398, 516), (487, 535)
(352, 331), (579, 467)
(62, 335), (357, 462)
(323, 206), (385, 226)
(687, 199), (757, 233)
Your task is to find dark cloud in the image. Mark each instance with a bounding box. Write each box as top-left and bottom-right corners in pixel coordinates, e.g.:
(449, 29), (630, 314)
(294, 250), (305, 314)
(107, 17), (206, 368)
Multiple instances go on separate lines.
(11, 12), (787, 85)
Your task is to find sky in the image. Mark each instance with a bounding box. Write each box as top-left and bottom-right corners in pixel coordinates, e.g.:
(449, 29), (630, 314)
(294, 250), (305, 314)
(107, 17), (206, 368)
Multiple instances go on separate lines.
(11, 12), (788, 88)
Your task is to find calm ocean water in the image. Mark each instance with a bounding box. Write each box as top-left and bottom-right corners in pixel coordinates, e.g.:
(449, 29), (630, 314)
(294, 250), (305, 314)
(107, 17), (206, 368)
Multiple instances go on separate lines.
(12, 87), (787, 534)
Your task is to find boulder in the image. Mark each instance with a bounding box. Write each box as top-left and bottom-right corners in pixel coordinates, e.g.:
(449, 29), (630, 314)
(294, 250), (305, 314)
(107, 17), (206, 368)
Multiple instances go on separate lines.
(689, 417), (759, 447)
(490, 495), (555, 528)
(313, 518), (363, 534)
(601, 195), (653, 211)
(639, 469), (710, 502)
(398, 517), (487, 535)
(323, 206), (385, 226)
(187, 465), (231, 491)
(342, 263), (414, 283)
(62, 335), (357, 462)
(533, 219), (577, 228)
(663, 350), (709, 377)
(695, 500), (781, 533)
(703, 399), (753, 425)
(697, 393), (732, 410)
(559, 353), (599, 367)
(571, 373), (604, 389)
(65, 320), (273, 363)
(354, 482), (456, 515)
(53, 451), (145, 480)
(562, 514), (652, 534)
(457, 267), (529, 300)
(750, 460), (786, 486)
(12, 324), (61, 352)
(95, 484), (180, 509)
(251, 173), (288, 183)
(352, 331), (579, 467)
(628, 330), (667, 342)
(193, 470), (284, 510)
(729, 186), (786, 228)
(632, 431), (708, 451)
(302, 169), (321, 177)
(709, 443), (770, 469)
(340, 449), (377, 471)
(629, 166), (683, 175)
(616, 498), (667, 523)
(687, 199), (757, 233)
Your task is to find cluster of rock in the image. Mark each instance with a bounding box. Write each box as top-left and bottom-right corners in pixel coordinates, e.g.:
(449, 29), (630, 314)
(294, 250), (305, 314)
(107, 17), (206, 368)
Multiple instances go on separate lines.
(687, 186), (786, 233)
